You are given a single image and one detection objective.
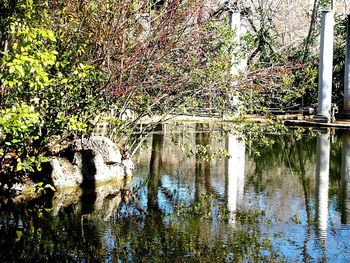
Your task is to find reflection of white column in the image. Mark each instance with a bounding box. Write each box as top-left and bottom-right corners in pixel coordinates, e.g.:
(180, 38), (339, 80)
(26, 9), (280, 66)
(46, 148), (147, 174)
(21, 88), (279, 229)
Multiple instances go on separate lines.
(341, 133), (350, 224)
(315, 133), (330, 241)
(227, 133), (245, 224)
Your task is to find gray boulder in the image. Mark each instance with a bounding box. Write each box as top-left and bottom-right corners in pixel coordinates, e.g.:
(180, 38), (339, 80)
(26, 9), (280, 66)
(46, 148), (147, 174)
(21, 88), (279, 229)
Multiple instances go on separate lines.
(49, 136), (132, 189)
(72, 136), (122, 164)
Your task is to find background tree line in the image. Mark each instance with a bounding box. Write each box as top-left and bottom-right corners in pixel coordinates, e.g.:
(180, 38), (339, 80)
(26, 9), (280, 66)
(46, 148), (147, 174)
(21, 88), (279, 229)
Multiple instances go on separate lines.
(0, 0), (348, 181)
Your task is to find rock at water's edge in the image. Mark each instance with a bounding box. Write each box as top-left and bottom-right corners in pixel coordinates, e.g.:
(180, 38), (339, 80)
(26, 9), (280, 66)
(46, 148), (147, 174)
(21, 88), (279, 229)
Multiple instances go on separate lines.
(49, 136), (133, 189)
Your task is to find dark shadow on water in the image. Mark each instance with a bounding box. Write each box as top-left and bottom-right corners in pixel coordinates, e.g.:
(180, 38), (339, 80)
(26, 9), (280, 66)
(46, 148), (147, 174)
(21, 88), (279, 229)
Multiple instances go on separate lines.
(80, 150), (97, 214)
(148, 124), (164, 211)
(31, 162), (55, 194)
(195, 123), (211, 202)
(0, 194), (54, 262)
(341, 133), (350, 224)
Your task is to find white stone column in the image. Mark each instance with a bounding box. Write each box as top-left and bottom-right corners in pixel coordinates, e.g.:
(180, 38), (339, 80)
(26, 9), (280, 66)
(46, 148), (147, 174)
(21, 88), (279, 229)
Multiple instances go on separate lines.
(226, 133), (245, 225)
(341, 133), (350, 224)
(228, 10), (247, 115)
(315, 132), (330, 242)
(316, 11), (334, 122)
(344, 15), (350, 116)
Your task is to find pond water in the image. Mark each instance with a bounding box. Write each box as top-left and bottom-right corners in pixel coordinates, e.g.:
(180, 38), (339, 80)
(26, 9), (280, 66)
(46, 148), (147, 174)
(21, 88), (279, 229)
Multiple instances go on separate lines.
(1, 123), (350, 262)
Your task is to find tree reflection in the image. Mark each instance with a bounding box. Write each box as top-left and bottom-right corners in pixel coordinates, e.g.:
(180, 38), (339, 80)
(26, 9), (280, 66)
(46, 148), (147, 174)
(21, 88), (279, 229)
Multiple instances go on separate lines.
(195, 123), (211, 201)
(148, 124), (164, 211)
(297, 139), (313, 263)
(5, 125), (350, 262)
(341, 133), (350, 224)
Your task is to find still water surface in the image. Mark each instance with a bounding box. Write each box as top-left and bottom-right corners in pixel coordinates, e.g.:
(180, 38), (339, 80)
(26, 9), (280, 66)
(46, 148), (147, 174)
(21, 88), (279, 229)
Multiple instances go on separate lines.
(1, 123), (350, 262)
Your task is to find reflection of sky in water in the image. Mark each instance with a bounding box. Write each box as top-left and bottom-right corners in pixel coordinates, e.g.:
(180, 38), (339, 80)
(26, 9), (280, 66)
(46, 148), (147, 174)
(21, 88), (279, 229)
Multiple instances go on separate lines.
(3, 126), (350, 262)
(161, 175), (195, 205)
(210, 178), (226, 198)
(243, 192), (350, 262)
(130, 127), (350, 261)
(132, 177), (148, 209)
(123, 126), (346, 262)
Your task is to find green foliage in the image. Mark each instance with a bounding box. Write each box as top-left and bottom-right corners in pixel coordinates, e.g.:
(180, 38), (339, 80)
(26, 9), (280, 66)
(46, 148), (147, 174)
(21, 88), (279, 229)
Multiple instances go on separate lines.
(0, 103), (40, 148)
(0, 0), (109, 175)
(1, 1), (106, 133)
(0, 0), (239, 170)
(0, 0), (327, 179)
(0, 103), (47, 172)
(29, 182), (56, 195)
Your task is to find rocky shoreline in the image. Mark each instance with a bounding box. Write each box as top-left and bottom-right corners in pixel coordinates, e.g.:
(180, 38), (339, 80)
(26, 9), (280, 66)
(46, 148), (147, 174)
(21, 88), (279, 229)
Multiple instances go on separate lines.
(3, 136), (133, 202)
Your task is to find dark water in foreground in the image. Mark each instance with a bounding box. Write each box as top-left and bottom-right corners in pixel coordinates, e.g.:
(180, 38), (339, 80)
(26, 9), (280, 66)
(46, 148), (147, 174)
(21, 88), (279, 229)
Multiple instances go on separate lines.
(1, 123), (350, 262)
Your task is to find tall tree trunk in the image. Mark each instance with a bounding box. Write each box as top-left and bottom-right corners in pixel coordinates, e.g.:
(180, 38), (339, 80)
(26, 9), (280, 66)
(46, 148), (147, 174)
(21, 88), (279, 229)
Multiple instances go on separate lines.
(303, 0), (319, 63)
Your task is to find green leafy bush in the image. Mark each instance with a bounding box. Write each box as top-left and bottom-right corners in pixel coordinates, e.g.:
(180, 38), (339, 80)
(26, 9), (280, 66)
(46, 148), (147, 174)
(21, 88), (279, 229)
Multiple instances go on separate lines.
(0, 0), (109, 176)
(0, 103), (47, 173)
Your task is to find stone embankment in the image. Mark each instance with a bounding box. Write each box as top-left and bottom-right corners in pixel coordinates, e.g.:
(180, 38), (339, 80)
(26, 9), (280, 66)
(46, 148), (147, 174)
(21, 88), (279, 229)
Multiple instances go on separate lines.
(9, 136), (133, 201)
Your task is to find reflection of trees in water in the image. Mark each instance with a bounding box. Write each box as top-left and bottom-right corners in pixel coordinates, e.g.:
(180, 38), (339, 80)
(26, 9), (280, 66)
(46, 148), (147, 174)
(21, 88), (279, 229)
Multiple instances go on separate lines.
(247, 133), (317, 194)
(313, 131), (350, 226)
(297, 138), (313, 263)
(330, 133), (342, 181)
(120, 129), (350, 261)
(195, 123), (211, 201)
(246, 130), (350, 261)
(248, 132), (320, 262)
(0, 198), (103, 262)
(321, 131), (350, 225)
(5, 126), (350, 262)
(0, 177), (134, 262)
(148, 124), (164, 211)
(0, 123), (283, 262)
(341, 133), (350, 225)
(193, 123), (212, 246)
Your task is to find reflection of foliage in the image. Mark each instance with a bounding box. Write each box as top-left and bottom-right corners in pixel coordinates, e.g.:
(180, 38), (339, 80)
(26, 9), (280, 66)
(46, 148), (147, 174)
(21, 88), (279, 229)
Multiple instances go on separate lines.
(247, 130), (317, 193)
(330, 134), (342, 182)
(114, 194), (278, 262)
(2, 127), (349, 262)
(179, 141), (230, 163)
(231, 121), (287, 150)
(0, 191), (279, 262)
(329, 134), (342, 204)
(251, 131), (316, 174)
(169, 123), (230, 163)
